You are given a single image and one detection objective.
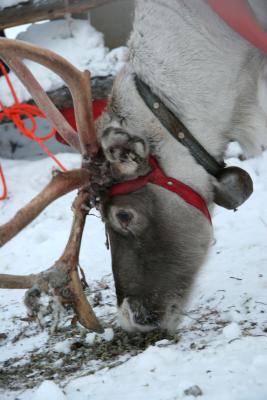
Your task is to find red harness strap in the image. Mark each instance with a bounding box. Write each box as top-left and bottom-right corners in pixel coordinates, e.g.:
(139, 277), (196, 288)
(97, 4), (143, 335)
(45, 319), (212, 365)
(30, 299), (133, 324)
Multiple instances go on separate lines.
(55, 99), (108, 145)
(109, 157), (211, 223)
(207, 0), (267, 54)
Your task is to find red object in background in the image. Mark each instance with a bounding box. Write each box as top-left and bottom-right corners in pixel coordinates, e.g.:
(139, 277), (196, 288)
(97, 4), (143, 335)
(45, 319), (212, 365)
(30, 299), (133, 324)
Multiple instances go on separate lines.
(207, 0), (267, 54)
(55, 99), (108, 145)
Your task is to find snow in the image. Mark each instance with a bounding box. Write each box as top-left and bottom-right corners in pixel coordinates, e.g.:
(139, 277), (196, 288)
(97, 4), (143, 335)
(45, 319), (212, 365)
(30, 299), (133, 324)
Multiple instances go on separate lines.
(32, 381), (67, 400)
(5, 24), (32, 39)
(0, 134), (266, 400)
(64, 337), (267, 400)
(101, 328), (114, 342)
(85, 332), (97, 345)
(0, 331), (48, 363)
(54, 339), (72, 355)
(0, 0), (29, 10)
(0, 18), (127, 106)
(85, 328), (114, 345)
(222, 322), (241, 342)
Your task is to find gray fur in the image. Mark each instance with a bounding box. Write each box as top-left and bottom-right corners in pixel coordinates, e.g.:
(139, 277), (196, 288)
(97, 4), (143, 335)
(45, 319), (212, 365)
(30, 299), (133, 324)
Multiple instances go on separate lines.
(97, 0), (267, 331)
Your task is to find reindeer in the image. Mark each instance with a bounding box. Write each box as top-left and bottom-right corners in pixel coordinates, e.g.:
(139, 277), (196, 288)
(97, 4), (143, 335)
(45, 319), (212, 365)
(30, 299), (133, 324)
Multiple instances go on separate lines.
(0, 0), (266, 333)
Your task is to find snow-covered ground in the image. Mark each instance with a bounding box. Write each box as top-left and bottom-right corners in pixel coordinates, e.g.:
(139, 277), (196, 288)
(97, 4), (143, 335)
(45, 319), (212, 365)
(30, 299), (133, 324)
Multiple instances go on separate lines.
(0, 136), (267, 400)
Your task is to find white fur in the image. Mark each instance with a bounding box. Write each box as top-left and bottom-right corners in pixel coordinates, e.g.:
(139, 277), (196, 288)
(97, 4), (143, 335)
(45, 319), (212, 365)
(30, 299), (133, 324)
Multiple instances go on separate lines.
(98, 0), (267, 204)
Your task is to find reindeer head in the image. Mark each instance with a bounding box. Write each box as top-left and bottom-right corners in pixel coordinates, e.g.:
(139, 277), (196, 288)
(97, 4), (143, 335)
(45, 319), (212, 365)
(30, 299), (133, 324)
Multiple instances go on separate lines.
(91, 87), (213, 332)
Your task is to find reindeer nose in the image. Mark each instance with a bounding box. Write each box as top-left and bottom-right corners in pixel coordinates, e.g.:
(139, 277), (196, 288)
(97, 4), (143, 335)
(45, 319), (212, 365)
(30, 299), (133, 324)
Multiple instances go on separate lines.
(118, 298), (160, 332)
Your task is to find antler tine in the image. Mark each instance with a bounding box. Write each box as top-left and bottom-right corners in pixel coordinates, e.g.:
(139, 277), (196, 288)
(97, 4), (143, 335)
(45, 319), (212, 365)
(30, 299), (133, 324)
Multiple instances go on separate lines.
(0, 184), (102, 332)
(0, 168), (91, 247)
(0, 274), (36, 289)
(7, 57), (81, 152)
(0, 38), (99, 157)
(58, 189), (103, 332)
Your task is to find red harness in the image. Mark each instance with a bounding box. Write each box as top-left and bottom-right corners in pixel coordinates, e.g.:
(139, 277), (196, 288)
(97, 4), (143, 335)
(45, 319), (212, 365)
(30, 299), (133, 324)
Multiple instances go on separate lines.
(109, 157), (212, 223)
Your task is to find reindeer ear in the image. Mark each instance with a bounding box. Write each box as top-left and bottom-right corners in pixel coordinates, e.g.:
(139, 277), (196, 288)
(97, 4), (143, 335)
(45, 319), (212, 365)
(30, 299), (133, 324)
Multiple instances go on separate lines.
(213, 167), (253, 210)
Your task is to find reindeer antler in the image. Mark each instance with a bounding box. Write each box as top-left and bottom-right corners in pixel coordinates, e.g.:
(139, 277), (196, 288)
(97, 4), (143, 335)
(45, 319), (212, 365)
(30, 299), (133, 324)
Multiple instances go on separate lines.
(0, 169), (91, 247)
(0, 37), (106, 332)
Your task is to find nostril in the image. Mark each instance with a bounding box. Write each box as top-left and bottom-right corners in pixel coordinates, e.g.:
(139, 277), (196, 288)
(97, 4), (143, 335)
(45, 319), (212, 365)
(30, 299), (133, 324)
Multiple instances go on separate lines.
(118, 298), (159, 332)
(116, 210), (133, 228)
(134, 310), (159, 327)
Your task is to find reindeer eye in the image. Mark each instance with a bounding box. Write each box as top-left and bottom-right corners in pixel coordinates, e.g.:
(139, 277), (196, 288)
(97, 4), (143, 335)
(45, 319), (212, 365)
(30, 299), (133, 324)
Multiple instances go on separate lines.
(116, 210), (133, 226)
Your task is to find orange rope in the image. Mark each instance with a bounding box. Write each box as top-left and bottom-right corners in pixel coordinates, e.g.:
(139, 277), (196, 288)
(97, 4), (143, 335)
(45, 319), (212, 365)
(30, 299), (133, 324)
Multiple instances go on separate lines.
(0, 61), (67, 200)
(0, 164), (7, 200)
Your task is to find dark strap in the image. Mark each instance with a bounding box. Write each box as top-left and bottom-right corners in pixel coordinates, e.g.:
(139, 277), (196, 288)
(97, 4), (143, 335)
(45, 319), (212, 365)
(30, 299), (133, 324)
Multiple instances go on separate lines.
(135, 76), (225, 177)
